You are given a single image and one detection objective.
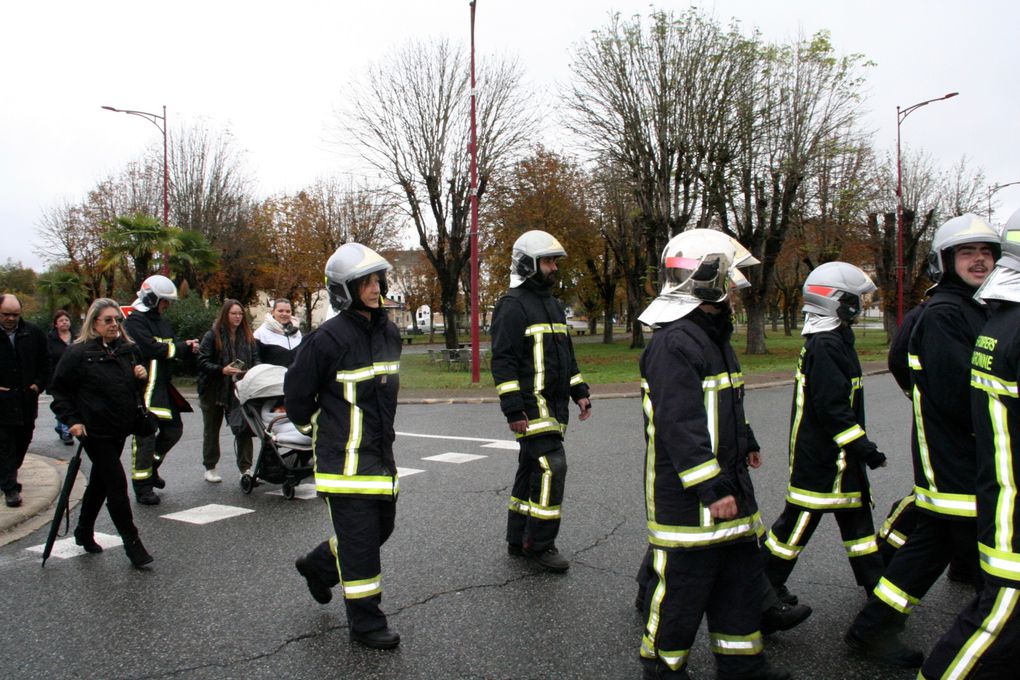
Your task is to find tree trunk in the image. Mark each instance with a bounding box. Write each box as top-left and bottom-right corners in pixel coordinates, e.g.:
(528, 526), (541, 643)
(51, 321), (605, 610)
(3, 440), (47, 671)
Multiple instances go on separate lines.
(602, 308), (614, 344)
(744, 301), (768, 355)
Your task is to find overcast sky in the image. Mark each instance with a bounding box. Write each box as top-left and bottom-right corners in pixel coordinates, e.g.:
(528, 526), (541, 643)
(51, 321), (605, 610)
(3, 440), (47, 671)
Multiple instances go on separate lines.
(2, 0), (1017, 271)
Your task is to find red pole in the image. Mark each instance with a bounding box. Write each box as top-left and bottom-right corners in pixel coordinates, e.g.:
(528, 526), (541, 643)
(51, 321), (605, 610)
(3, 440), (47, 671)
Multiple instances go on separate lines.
(469, 1), (481, 383)
(162, 104), (170, 275)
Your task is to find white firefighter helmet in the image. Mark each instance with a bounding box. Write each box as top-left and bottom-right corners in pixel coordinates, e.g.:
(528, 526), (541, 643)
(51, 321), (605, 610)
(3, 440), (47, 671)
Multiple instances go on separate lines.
(324, 243), (393, 312)
(510, 230), (567, 288)
(1001, 207), (1020, 258)
(132, 274), (178, 312)
(926, 213), (1000, 283)
(638, 229), (760, 328)
(802, 262), (876, 322)
(974, 252), (1020, 305)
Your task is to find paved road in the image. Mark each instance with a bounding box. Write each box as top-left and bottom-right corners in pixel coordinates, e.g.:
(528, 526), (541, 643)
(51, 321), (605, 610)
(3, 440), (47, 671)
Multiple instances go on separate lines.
(1, 375), (971, 679)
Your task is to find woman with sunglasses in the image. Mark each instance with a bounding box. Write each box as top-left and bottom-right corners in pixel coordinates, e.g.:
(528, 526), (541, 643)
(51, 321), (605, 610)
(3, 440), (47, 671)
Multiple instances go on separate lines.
(50, 298), (153, 568)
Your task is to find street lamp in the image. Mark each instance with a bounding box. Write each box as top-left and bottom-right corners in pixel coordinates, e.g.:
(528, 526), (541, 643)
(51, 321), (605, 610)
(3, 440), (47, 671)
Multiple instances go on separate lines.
(896, 92), (958, 325)
(988, 181), (1020, 222)
(102, 104), (169, 274)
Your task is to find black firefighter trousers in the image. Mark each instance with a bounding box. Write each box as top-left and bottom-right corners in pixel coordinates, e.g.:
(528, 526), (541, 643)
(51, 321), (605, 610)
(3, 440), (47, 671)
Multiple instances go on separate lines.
(302, 495), (396, 634)
(131, 411), (183, 492)
(640, 541), (769, 679)
(506, 434), (566, 553)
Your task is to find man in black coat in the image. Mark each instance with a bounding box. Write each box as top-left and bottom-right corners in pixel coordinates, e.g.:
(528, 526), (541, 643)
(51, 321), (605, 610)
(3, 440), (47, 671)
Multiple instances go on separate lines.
(0, 294), (49, 507)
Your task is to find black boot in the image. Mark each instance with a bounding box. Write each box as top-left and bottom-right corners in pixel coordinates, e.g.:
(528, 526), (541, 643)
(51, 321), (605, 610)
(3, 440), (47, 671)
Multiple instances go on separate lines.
(350, 627), (400, 650)
(844, 626), (923, 668)
(761, 602), (812, 635)
(124, 537), (153, 568)
(74, 527), (103, 553)
(135, 486), (160, 505)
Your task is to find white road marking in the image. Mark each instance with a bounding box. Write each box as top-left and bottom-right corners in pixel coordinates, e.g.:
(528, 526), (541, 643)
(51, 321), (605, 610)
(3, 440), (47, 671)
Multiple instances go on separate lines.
(397, 431), (504, 444)
(265, 483), (318, 500)
(422, 452), (488, 464)
(161, 504), (255, 525)
(398, 467), (426, 477)
(480, 441), (519, 450)
(26, 532), (122, 559)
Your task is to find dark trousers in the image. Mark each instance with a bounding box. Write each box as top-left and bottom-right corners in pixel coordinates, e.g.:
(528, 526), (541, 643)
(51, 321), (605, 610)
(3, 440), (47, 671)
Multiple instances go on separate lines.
(199, 397), (253, 472)
(506, 435), (566, 553)
(636, 545), (779, 614)
(851, 512), (979, 634)
(766, 502), (885, 591)
(78, 436), (139, 541)
(0, 424), (33, 492)
(131, 411), (183, 490)
(921, 584), (1020, 679)
(302, 496), (396, 633)
(640, 542), (767, 678)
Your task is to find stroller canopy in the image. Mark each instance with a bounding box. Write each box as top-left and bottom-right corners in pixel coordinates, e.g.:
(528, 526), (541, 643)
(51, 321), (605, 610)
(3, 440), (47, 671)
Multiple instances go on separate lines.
(236, 364), (287, 404)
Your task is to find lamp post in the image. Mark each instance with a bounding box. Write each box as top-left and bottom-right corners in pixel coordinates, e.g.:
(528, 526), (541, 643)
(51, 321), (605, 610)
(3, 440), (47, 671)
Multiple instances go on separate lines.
(896, 92), (958, 326)
(102, 104), (169, 274)
(988, 181), (1020, 222)
(468, 1), (481, 383)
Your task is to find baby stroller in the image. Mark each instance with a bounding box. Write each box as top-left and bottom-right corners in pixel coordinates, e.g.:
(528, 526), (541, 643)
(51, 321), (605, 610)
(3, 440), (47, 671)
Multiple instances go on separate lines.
(235, 364), (314, 499)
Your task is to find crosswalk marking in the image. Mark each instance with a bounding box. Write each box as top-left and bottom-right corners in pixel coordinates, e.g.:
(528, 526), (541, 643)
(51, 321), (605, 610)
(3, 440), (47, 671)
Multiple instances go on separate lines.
(422, 452), (487, 464)
(480, 441), (518, 450)
(26, 532), (122, 559)
(161, 504), (255, 525)
(398, 467), (426, 477)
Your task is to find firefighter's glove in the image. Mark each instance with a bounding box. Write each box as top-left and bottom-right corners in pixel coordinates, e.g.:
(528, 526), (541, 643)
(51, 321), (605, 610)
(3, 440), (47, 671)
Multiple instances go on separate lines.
(864, 448), (887, 470)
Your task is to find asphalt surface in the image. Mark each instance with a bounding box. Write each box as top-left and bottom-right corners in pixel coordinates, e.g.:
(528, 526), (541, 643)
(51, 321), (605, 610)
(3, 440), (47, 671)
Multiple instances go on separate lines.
(0, 371), (973, 679)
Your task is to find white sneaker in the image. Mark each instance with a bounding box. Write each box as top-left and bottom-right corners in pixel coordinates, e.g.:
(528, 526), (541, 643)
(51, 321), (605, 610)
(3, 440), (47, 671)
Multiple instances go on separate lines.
(240, 469), (253, 479)
(204, 468), (222, 483)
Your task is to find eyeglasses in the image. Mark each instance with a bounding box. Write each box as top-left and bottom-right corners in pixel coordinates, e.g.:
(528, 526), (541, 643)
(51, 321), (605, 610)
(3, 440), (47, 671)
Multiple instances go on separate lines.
(98, 316), (123, 325)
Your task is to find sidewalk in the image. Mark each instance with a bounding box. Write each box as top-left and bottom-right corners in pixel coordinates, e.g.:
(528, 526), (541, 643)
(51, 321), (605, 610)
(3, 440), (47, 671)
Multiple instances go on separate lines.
(0, 361), (887, 545)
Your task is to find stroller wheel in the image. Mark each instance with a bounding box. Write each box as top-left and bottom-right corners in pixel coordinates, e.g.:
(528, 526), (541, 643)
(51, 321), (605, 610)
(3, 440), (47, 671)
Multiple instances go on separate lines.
(282, 482), (296, 500)
(240, 473), (255, 494)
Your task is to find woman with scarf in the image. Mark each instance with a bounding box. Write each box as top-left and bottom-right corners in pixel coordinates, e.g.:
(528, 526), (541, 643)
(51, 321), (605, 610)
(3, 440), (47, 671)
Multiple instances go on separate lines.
(197, 300), (259, 483)
(254, 298), (302, 367)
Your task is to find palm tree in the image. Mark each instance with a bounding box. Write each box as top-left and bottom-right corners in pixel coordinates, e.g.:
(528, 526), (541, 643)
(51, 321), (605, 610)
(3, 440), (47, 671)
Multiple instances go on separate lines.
(101, 213), (184, 290)
(169, 229), (220, 296)
(36, 270), (89, 318)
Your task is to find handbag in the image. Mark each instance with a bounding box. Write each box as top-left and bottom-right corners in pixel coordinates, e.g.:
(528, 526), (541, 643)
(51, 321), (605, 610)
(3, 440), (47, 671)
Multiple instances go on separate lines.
(132, 402), (160, 436)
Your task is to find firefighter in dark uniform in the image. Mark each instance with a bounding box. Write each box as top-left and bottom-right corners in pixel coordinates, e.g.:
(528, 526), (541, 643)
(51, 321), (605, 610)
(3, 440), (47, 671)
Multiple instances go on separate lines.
(765, 262), (888, 601)
(920, 212), (1020, 679)
(123, 275), (198, 505)
(637, 229), (788, 680)
(490, 230), (592, 573)
(847, 214), (1001, 668)
(288, 243), (402, 650)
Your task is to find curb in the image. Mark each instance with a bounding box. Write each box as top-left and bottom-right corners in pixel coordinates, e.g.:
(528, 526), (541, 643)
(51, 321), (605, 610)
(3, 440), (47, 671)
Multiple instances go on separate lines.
(0, 454), (86, 547)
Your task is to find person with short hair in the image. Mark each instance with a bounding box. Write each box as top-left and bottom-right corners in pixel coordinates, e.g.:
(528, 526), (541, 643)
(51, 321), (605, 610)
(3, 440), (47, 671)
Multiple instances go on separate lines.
(0, 293), (49, 508)
(46, 309), (75, 445)
(50, 298), (153, 567)
(254, 298), (302, 367)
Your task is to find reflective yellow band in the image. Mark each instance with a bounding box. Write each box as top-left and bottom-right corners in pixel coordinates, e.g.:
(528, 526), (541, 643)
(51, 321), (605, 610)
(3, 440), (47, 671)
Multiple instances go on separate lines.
(335, 361), (400, 383)
(844, 534), (879, 557)
(834, 424), (865, 446)
(508, 496), (562, 520)
(874, 577), (921, 614)
(765, 531), (803, 560)
(710, 632), (763, 656)
(913, 486), (977, 518)
(701, 372), (733, 391)
(971, 369), (1019, 397)
(314, 473), (398, 496)
(570, 373), (584, 386)
(648, 513), (764, 549)
(885, 530), (907, 549)
(786, 486), (862, 509)
(155, 337), (177, 359)
(341, 575), (382, 599)
(514, 417), (565, 439)
(496, 380), (520, 395)
(979, 543), (1020, 583)
(524, 323), (568, 336)
(149, 406), (172, 419)
(940, 587), (1019, 679)
(908, 353), (921, 370)
(678, 459), (721, 488)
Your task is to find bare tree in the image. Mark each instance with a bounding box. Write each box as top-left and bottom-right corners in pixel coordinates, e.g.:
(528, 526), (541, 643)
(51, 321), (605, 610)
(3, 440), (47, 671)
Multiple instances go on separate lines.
(340, 38), (536, 349)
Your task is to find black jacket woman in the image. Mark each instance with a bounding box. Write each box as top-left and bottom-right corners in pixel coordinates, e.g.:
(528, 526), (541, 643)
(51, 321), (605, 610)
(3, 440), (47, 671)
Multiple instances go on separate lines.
(49, 298), (153, 568)
(197, 299), (259, 482)
(46, 309), (75, 445)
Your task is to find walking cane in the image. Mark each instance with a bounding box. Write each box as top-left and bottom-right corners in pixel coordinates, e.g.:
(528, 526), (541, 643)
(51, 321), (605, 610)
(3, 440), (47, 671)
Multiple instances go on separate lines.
(41, 441), (84, 567)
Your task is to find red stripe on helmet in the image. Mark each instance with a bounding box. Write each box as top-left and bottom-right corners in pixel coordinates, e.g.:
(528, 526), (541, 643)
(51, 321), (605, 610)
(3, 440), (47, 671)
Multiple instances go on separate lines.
(664, 256), (700, 270)
(806, 285), (836, 296)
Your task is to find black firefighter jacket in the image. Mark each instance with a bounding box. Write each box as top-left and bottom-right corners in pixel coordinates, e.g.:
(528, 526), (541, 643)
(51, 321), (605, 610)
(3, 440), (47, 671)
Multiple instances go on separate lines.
(969, 302), (1020, 587)
(284, 309), (401, 499)
(784, 325), (884, 511)
(908, 280), (989, 519)
(123, 308), (190, 421)
(639, 309), (763, 551)
(50, 338), (145, 440)
(0, 318), (48, 428)
(490, 281), (590, 439)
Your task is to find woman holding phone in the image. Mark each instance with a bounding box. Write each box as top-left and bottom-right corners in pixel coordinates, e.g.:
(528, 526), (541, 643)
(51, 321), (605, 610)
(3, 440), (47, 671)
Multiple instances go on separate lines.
(197, 299), (259, 482)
